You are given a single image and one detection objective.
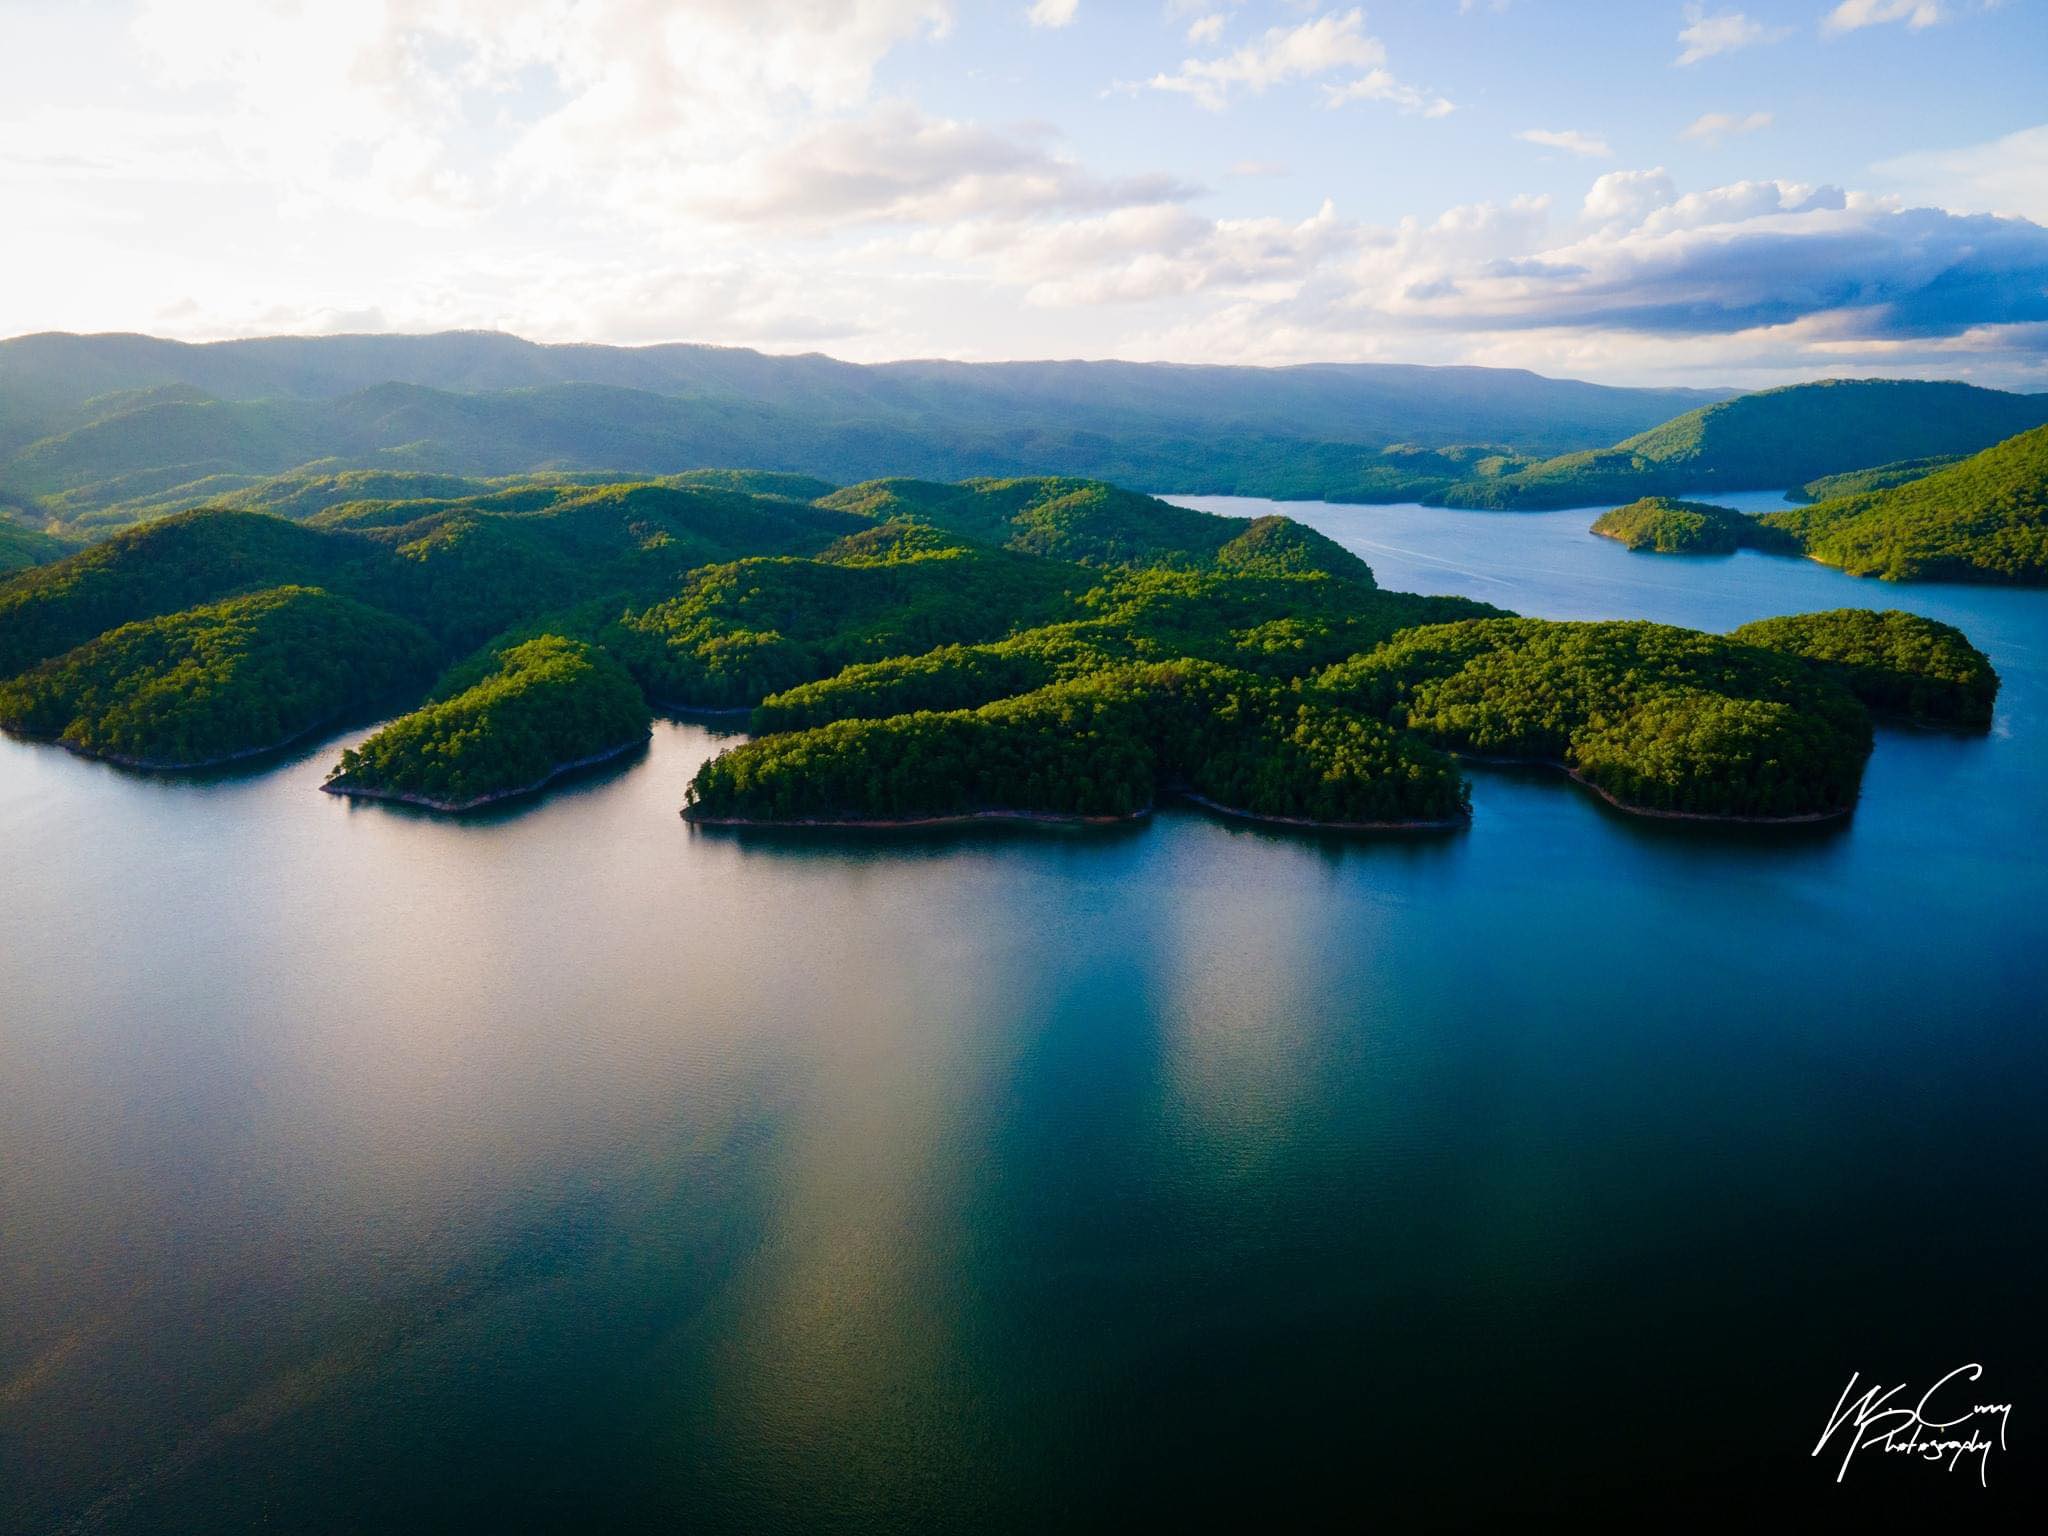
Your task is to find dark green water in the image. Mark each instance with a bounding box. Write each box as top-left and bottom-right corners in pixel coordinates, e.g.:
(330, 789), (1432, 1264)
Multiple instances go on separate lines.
(3, 499), (2042, 1529)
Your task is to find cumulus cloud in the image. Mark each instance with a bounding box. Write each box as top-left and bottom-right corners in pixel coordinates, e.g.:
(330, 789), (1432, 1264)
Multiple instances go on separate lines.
(1675, 8), (1785, 65)
(1823, 0), (1945, 34)
(9, 0), (2045, 388)
(1439, 198), (2048, 341)
(1518, 128), (1613, 159)
(1027, 0), (1079, 29)
(1186, 14), (1227, 45)
(1682, 111), (1773, 143)
(967, 163), (2048, 388)
(669, 104), (1198, 229)
(1147, 8), (1450, 114)
(1583, 169), (1678, 229)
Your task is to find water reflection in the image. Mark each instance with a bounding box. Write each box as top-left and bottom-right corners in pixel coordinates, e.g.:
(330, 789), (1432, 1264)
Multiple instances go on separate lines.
(4, 495), (2046, 1529)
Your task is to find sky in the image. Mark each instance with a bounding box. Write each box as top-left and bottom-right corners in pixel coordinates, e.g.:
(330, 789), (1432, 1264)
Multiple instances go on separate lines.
(3, 0), (2045, 388)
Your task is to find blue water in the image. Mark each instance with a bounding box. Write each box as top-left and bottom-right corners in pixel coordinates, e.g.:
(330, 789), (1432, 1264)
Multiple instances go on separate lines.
(2, 499), (2042, 1529)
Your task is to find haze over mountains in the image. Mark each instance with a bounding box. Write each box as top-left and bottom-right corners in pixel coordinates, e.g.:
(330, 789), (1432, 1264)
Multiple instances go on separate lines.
(0, 331), (1727, 525)
(4, 332), (2045, 575)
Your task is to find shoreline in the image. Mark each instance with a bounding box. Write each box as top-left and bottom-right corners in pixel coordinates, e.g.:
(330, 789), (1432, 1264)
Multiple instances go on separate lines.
(684, 804), (1152, 830)
(322, 734), (650, 813)
(1173, 790), (1467, 833)
(653, 702), (753, 719)
(4, 714), (356, 773)
(683, 791), (1468, 835)
(1452, 750), (1853, 825)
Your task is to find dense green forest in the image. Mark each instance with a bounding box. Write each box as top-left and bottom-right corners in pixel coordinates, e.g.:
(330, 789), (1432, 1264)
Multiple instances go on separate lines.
(1318, 618), (1892, 823)
(0, 521), (72, 573)
(1753, 426), (2048, 583)
(1790, 456), (1962, 504)
(1313, 620), (1874, 818)
(326, 635), (651, 808)
(1432, 380), (2048, 511)
(0, 585), (435, 765)
(689, 659), (1470, 827)
(697, 594), (1999, 825)
(0, 464), (2003, 821)
(1727, 610), (1999, 729)
(1589, 497), (1797, 556)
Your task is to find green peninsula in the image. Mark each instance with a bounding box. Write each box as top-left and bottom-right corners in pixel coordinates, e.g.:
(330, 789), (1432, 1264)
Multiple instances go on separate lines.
(0, 584), (434, 767)
(0, 467), (2003, 824)
(324, 635), (651, 811)
(1753, 425), (2048, 583)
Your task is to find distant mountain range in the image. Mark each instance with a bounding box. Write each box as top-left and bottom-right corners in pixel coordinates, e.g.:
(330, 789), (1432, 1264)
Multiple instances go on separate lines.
(1435, 379), (2048, 509)
(0, 331), (1728, 527)
(4, 333), (2045, 545)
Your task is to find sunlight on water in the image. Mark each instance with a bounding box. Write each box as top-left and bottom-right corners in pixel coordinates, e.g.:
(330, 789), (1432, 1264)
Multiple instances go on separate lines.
(4, 501), (2045, 1529)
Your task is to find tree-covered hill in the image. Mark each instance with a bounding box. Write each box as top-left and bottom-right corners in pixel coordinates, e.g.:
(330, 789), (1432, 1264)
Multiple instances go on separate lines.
(0, 466), (2002, 822)
(1790, 455), (1963, 504)
(325, 635), (650, 810)
(821, 477), (1370, 576)
(688, 659), (1472, 829)
(0, 585), (436, 766)
(1752, 425), (2048, 582)
(0, 521), (72, 574)
(1434, 380), (2048, 510)
(1590, 497), (1797, 556)
(1728, 610), (1999, 729)
(0, 510), (386, 678)
(691, 593), (1999, 827)
(1315, 619), (1874, 819)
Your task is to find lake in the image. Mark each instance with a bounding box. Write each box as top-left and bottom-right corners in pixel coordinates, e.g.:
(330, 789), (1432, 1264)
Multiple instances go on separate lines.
(3, 497), (2042, 1529)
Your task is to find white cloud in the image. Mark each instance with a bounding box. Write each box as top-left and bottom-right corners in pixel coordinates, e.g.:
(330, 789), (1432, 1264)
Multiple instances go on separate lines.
(1584, 168), (1678, 228)
(1325, 71), (1456, 117)
(1873, 122), (2048, 223)
(1517, 128), (1613, 159)
(672, 103), (1197, 229)
(1675, 8), (1785, 65)
(1186, 13), (1227, 45)
(1091, 172), (2048, 388)
(1027, 0), (1079, 29)
(6, 0), (2044, 389)
(1823, 0), (1945, 34)
(124, 0), (957, 222)
(1681, 111), (1774, 143)
(1147, 7), (1449, 115)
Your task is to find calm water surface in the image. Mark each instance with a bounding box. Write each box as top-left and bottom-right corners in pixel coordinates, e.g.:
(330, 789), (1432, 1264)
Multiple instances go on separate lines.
(3, 499), (2043, 1529)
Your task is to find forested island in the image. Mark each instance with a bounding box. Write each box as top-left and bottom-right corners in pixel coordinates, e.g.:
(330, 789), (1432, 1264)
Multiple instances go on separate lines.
(0, 466), (2001, 823)
(1590, 497), (1795, 556)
